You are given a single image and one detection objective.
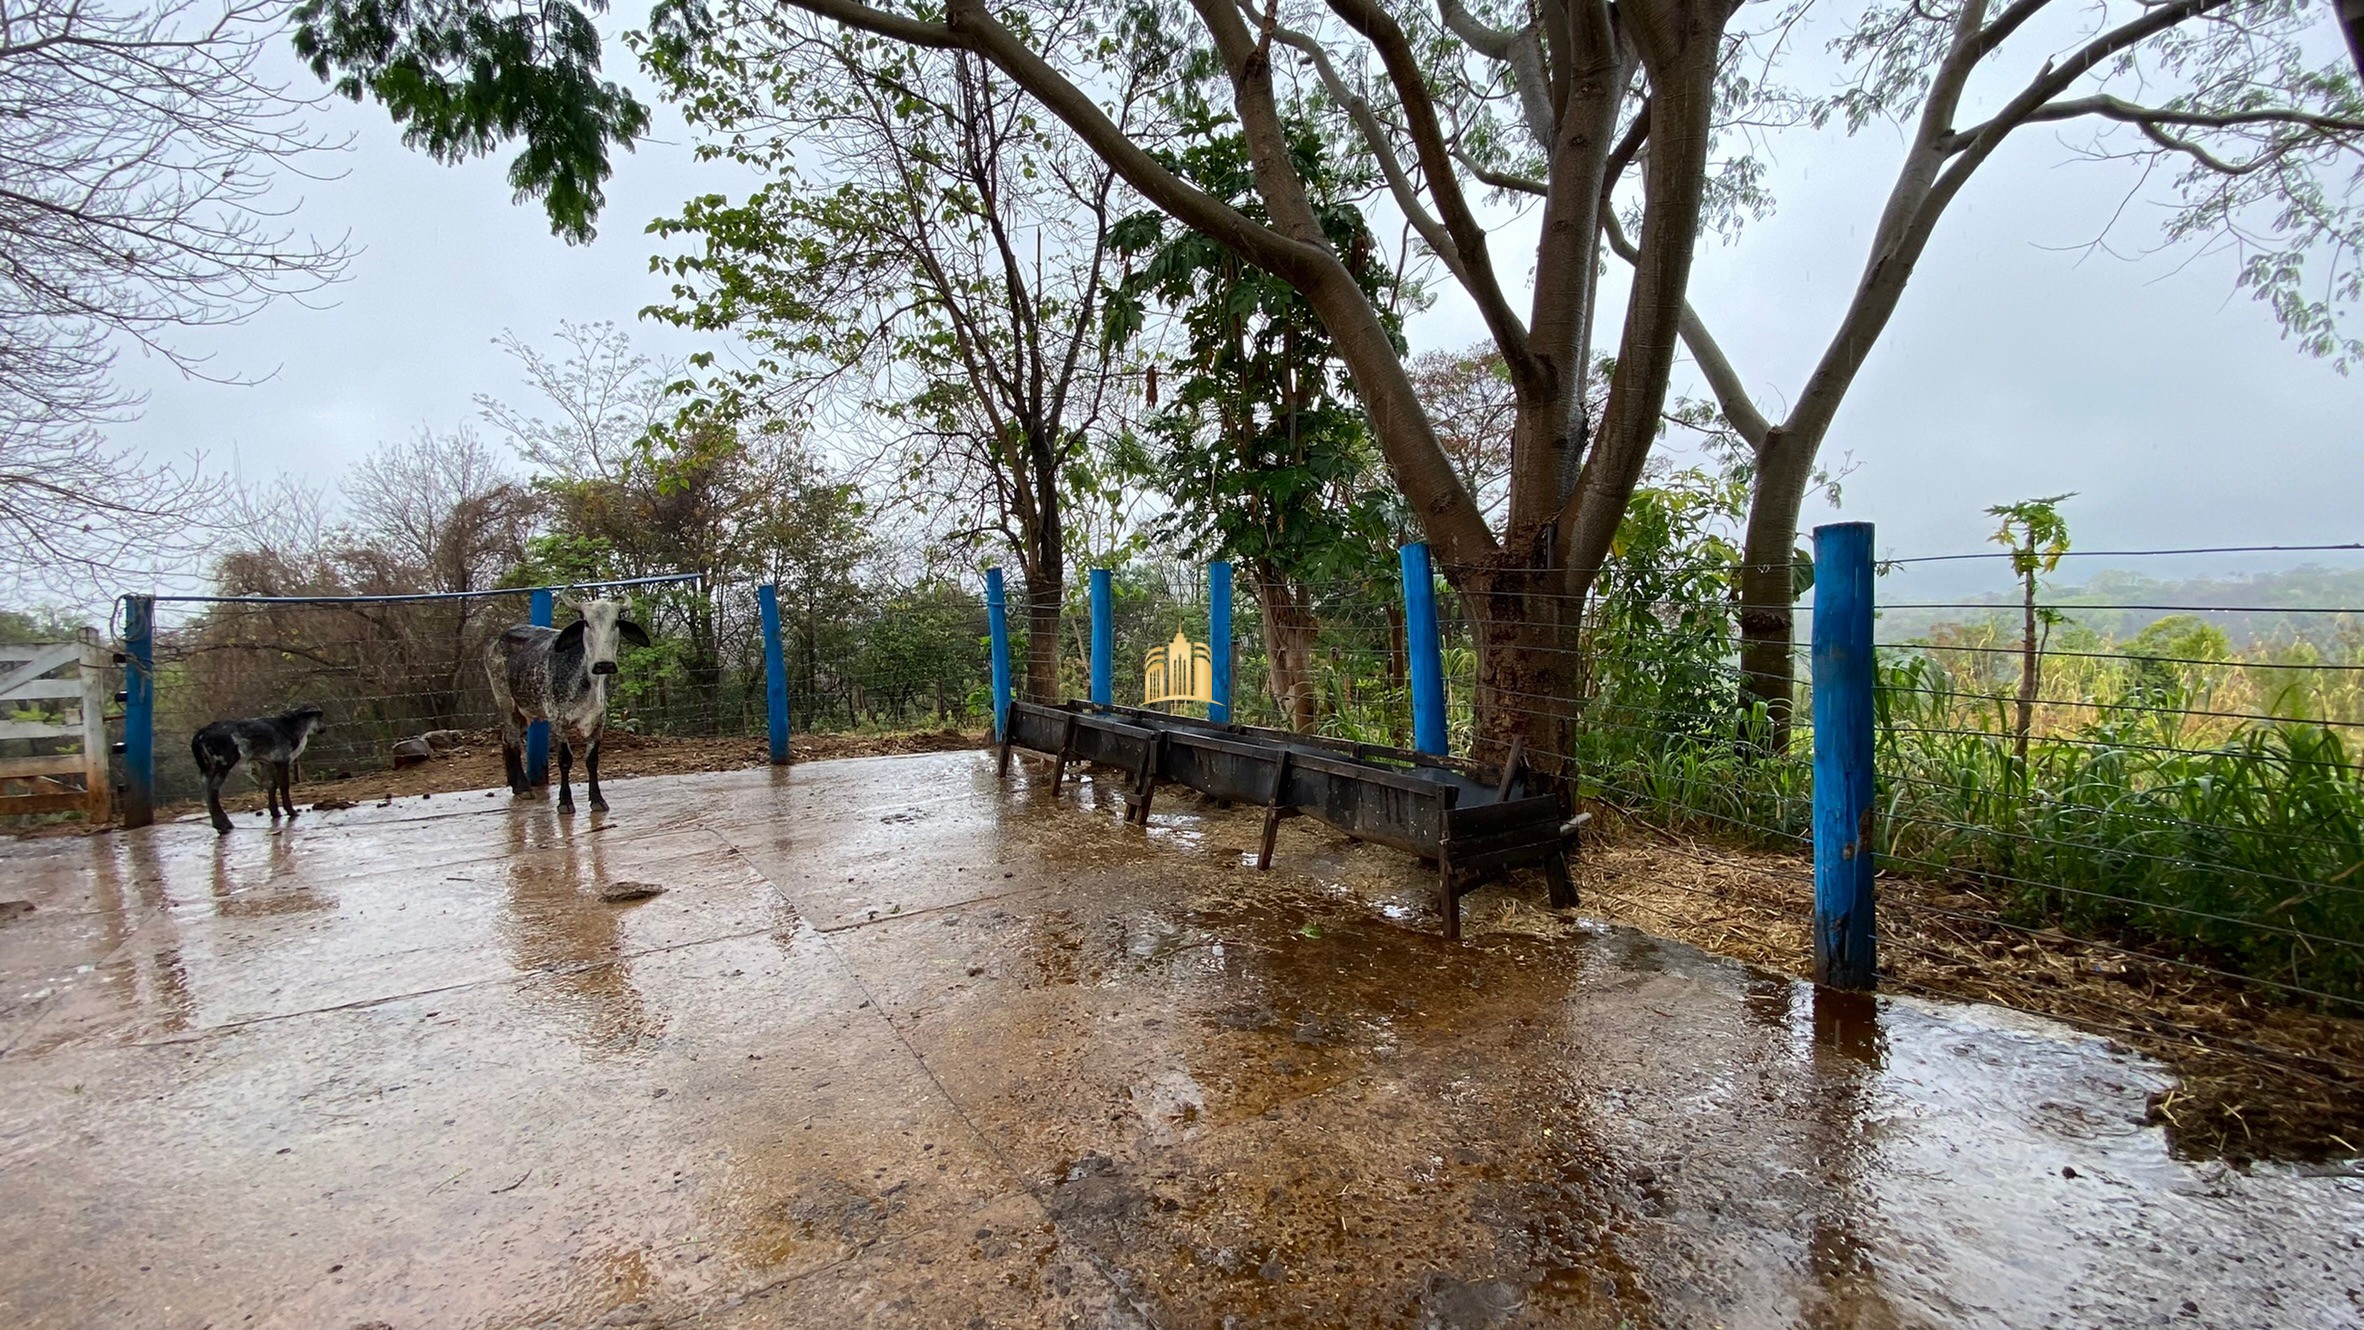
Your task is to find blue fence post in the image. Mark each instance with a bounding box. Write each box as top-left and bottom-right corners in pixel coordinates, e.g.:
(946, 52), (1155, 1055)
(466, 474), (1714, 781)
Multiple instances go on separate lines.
(1208, 561), (1233, 724)
(1400, 543), (1448, 755)
(1089, 568), (1113, 707)
(119, 594), (155, 829)
(1812, 521), (1878, 991)
(986, 568), (1012, 739)
(526, 588), (553, 786)
(758, 583), (790, 765)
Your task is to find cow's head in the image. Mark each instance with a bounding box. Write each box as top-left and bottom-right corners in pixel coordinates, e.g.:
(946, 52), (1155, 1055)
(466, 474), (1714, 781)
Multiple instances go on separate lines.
(558, 598), (652, 677)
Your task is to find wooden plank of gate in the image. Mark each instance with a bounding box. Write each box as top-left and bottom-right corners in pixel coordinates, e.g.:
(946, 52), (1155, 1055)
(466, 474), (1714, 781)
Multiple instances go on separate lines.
(0, 643), (79, 700)
(0, 753), (86, 779)
(0, 792), (96, 815)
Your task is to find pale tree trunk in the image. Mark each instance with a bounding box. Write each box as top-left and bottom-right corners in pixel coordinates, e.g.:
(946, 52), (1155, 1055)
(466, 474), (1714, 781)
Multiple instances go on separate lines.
(1736, 428), (1810, 742)
(2014, 568), (2039, 772)
(1009, 427), (1065, 704)
(1024, 571), (1063, 703)
(1463, 565), (1584, 764)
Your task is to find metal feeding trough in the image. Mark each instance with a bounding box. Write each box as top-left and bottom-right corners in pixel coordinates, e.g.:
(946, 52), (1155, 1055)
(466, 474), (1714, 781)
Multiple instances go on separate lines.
(996, 700), (1577, 939)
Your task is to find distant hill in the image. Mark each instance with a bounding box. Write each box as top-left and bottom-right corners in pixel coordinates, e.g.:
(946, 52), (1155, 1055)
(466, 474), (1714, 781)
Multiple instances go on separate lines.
(1875, 563), (2364, 651)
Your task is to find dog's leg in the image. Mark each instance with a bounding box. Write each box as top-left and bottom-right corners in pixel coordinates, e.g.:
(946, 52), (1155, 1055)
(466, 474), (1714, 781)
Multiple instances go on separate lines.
(205, 764), (233, 835)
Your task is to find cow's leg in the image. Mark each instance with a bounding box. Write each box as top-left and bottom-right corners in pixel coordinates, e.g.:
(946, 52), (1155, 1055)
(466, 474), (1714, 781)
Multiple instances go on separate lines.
(501, 716), (530, 796)
(264, 762), (284, 819)
(556, 738), (575, 814)
(585, 735), (606, 812)
(280, 761), (300, 820)
(205, 766), (233, 835)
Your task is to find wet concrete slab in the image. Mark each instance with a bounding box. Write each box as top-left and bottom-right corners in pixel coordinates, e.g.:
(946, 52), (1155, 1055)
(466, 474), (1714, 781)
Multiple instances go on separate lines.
(0, 751), (2357, 1328)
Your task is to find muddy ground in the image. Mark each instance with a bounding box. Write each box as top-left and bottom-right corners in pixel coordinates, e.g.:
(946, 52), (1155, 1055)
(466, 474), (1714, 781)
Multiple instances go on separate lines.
(39, 726), (2364, 1159)
(1557, 823), (2364, 1163)
(0, 750), (2357, 1328)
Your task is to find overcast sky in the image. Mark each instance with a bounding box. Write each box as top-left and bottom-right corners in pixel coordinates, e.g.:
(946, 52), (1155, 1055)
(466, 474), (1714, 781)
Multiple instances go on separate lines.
(106, 15), (2361, 604)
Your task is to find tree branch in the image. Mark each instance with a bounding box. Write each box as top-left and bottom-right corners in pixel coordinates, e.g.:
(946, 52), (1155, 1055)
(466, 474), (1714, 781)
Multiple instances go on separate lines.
(785, 0), (1327, 281)
(1324, 0), (1534, 370)
(1454, 152), (1547, 195)
(1270, 22), (1474, 289)
(1939, 0), (2230, 152)
(2020, 93), (2364, 140)
(1434, 0), (1555, 147)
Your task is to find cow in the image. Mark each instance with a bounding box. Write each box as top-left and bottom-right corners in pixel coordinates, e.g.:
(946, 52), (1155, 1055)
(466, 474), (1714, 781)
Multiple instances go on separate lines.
(485, 597), (650, 813)
(191, 705), (327, 835)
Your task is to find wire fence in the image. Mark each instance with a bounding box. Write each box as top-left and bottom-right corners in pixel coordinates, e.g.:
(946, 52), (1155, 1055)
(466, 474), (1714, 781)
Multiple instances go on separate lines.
(138, 577), (994, 805)
(1077, 545), (2364, 1028)
(112, 544), (2364, 1024)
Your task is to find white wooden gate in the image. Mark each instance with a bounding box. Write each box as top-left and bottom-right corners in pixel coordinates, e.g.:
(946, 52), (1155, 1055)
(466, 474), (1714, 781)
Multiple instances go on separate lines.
(0, 631), (111, 821)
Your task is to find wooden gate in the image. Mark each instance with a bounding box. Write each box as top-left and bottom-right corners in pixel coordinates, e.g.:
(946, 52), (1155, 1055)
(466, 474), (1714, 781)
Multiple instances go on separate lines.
(0, 631), (111, 822)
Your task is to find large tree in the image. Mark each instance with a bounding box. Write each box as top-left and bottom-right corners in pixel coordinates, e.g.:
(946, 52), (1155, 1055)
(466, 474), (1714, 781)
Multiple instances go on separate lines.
(305, 0), (1754, 762)
(1621, 0), (2364, 731)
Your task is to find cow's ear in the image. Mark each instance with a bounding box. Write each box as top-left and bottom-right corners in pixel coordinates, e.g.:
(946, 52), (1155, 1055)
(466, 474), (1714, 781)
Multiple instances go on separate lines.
(618, 620), (651, 648)
(557, 620), (588, 652)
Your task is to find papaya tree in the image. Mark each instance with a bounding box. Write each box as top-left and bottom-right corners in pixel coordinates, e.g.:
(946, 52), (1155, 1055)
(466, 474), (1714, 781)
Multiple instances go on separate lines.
(1107, 110), (1410, 731)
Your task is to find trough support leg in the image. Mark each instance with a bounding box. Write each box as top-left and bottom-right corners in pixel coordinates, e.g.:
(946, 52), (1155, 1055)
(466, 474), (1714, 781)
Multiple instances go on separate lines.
(1050, 713), (1078, 794)
(1544, 852), (1578, 910)
(1256, 750), (1294, 871)
(1129, 733), (1166, 825)
(1438, 786), (1463, 940)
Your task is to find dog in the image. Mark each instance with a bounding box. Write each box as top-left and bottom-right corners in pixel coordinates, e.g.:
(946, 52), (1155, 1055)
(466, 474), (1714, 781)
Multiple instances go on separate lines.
(191, 706), (326, 834)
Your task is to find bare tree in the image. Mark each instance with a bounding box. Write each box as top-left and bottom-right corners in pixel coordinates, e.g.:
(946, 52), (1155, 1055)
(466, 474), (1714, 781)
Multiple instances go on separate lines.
(0, 427), (227, 601)
(343, 425), (537, 595)
(646, 20), (1142, 704)
(0, 0), (346, 598)
(475, 322), (678, 483)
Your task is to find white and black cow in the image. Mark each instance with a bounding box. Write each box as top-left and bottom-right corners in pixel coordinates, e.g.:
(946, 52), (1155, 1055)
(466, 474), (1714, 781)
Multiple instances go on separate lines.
(485, 598), (650, 813)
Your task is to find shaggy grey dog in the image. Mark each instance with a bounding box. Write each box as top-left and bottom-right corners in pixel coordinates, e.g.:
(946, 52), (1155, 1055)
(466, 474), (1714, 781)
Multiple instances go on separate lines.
(191, 705), (326, 834)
